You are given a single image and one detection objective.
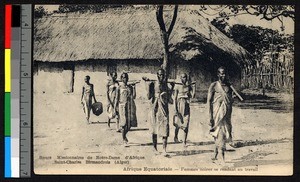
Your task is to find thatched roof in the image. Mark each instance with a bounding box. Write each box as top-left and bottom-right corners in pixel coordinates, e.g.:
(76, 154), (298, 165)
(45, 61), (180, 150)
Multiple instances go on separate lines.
(34, 6), (252, 66)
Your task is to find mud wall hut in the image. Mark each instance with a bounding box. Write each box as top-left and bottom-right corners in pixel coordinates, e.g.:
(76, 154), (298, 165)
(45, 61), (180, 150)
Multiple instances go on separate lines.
(33, 6), (252, 100)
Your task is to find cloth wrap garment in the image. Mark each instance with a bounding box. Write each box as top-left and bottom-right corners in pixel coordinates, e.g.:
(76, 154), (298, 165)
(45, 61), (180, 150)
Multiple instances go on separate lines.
(173, 84), (192, 131)
(107, 80), (119, 119)
(118, 83), (137, 130)
(146, 81), (171, 137)
(209, 81), (233, 150)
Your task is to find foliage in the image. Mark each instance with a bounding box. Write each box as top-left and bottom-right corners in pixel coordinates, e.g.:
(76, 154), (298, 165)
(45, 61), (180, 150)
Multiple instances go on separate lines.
(200, 5), (294, 31)
(201, 5), (294, 68)
(210, 15), (294, 64)
(34, 6), (48, 19)
(229, 24), (292, 58)
(231, 25), (280, 54)
(211, 18), (230, 36)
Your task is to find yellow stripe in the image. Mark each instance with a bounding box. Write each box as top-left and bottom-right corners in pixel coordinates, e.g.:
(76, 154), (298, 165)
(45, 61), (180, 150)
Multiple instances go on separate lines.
(5, 49), (11, 92)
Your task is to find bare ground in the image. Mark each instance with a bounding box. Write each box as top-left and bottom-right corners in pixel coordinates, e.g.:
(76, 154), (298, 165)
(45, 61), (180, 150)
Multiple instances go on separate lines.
(33, 91), (293, 175)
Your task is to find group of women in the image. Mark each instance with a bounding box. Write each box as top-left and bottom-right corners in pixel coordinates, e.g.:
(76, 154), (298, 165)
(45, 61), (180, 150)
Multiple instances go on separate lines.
(81, 72), (137, 146)
(81, 67), (235, 161)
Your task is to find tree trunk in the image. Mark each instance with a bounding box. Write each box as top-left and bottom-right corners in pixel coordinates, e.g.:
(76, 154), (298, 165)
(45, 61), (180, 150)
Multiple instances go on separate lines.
(156, 5), (178, 79)
(161, 32), (170, 76)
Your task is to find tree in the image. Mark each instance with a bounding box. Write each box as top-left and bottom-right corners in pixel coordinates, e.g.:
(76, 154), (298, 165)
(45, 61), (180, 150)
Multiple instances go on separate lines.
(210, 22), (293, 65)
(200, 5), (294, 66)
(155, 5), (178, 78)
(211, 18), (230, 36)
(199, 5), (294, 90)
(230, 25), (283, 53)
(155, 5), (294, 78)
(200, 5), (294, 31)
(34, 6), (48, 19)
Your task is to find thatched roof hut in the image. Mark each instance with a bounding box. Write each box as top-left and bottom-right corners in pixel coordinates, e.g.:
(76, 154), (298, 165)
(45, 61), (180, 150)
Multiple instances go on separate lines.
(33, 6), (252, 98)
(34, 6), (251, 64)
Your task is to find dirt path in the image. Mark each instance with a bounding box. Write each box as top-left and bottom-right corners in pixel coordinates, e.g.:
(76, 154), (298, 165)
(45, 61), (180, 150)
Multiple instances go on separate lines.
(33, 93), (293, 175)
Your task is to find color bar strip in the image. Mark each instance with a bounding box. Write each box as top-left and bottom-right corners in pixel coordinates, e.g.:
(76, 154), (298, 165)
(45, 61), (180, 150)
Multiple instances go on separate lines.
(5, 49), (11, 138)
(5, 4), (12, 178)
(5, 93), (11, 136)
(11, 5), (21, 177)
(5, 49), (11, 93)
(5, 5), (12, 49)
(12, 5), (21, 27)
(5, 137), (12, 177)
(4, 63), (12, 179)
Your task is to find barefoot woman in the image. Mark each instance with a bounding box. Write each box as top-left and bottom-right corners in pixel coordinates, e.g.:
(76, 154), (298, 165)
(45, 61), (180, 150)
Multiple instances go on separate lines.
(81, 75), (97, 124)
(116, 72), (137, 145)
(106, 71), (119, 130)
(208, 67), (234, 162)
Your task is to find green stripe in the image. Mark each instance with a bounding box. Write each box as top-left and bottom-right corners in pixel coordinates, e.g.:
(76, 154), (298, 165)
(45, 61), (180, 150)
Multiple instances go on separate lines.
(5, 93), (11, 136)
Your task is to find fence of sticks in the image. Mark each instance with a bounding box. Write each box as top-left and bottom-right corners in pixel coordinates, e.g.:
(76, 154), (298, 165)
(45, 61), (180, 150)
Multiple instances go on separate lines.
(241, 58), (294, 93)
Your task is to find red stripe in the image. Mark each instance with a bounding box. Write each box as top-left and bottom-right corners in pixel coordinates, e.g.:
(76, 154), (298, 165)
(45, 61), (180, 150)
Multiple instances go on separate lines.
(5, 5), (12, 49)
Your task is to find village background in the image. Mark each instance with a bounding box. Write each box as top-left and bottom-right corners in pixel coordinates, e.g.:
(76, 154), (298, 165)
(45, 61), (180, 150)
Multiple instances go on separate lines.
(33, 5), (294, 175)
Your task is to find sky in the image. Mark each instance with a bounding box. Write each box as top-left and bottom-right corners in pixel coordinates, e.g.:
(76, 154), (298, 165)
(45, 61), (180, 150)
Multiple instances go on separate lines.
(191, 5), (294, 35)
(37, 5), (294, 35)
(214, 11), (294, 35)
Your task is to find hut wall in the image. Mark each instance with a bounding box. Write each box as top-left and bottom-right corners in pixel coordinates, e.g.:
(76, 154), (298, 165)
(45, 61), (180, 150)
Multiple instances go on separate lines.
(229, 71), (241, 91)
(73, 62), (108, 97)
(173, 60), (213, 101)
(192, 68), (212, 101)
(33, 62), (73, 94)
(174, 62), (190, 77)
(33, 59), (240, 101)
(73, 60), (160, 99)
(174, 59), (242, 101)
(117, 60), (161, 99)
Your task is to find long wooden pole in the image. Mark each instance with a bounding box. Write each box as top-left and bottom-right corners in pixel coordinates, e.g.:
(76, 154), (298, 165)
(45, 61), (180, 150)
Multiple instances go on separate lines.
(230, 85), (244, 101)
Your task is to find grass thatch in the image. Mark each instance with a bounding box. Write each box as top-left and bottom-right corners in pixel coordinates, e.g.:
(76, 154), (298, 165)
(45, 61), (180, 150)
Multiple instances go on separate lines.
(34, 6), (252, 66)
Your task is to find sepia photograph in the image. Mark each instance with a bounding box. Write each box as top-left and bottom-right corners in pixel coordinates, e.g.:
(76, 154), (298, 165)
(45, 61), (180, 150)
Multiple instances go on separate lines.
(33, 4), (294, 175)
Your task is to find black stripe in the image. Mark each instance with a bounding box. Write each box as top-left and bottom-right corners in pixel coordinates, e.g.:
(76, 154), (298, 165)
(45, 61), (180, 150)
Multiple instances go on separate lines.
(12, 5), (20, 27)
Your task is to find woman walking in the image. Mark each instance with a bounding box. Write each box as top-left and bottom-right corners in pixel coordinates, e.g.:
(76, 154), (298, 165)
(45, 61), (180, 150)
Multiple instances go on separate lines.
(116, 72), (137, 145)
(81, 75), (97, 124)
(106, 71), (119, 130)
